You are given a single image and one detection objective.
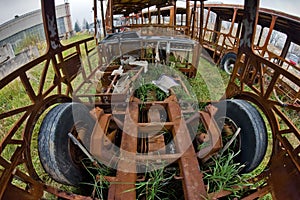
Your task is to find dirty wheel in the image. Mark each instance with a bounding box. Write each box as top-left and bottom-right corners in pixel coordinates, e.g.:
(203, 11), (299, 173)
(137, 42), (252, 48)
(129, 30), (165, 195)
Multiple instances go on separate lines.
(38, 102), (95, 185)
(220, 52), (236, 75)
(214, 99), (267, 173)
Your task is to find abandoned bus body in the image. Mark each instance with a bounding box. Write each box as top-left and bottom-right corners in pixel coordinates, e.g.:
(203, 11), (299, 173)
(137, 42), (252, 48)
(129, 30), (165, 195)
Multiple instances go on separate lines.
(201, 4), (300, 106)
(138, 2), (300, 105)
(0, 0), (299, 199)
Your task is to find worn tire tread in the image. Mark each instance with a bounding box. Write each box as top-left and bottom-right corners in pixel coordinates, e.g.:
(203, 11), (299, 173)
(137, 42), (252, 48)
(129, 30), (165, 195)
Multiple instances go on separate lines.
(214, 99), (268, 172)
(38, 102), (94, 185)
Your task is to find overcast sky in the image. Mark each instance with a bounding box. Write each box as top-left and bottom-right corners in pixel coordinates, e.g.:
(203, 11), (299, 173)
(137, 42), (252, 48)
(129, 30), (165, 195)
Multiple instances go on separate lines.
(0, 0), (300, 26)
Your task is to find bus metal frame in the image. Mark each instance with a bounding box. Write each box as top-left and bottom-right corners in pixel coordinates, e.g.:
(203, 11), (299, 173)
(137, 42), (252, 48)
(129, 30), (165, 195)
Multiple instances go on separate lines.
(0, 0), (299, 199)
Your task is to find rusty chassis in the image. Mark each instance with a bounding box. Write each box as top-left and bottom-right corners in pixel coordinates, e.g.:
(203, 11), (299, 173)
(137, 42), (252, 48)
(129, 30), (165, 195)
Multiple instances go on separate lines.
(0, 0), (299, 199)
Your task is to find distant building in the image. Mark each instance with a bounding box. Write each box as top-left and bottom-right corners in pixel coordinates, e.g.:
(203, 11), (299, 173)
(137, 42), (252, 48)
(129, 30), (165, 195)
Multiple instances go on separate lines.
(89, 19), (103, 34)
(0, 3), (73, 51)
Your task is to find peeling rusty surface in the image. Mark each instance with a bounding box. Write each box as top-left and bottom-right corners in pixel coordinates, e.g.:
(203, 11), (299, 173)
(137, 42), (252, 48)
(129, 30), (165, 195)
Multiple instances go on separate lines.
(269, 150), (300, 200)
(89, 107), (117, 164)
(166, 98), (207, 200)
(3, 183), (42, 200)
(44, 185), (94, 200)
(110, 102), (139, 200)
(197, 105), (222, 161)
(41, 0), (61, 52)
(241, 186), (271, 200)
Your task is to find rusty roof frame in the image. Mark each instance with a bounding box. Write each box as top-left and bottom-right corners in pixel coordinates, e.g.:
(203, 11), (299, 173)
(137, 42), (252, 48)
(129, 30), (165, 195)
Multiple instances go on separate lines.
(204, 3), (300, 44)
(111, 0), (174, 16)
(0, 0), (300, 199)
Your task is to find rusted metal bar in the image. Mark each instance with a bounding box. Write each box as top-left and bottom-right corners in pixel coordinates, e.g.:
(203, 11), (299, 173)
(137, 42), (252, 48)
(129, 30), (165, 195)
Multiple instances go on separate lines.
(109, 0), (114, 32)
(0, 106), (32, 120)
(158, 7), (161, 24)
(235, 20), (242, 41)
(211, 13), (221, 45)
(228, 8), (238, 35)
(260, 15), (277, 56)
(109, 102), (139, 199)
(199, 0), (205, 44)
(203, 7), (210, 39)
(41, 0), (61, 52)
(173, 0), (177, 26)
(105, 74), (119, 94)
(89, 107), (116, 163)
(279, 36), (291, 61)
(148, 7), (151, 24)
(186, 0), (191, 35)
(197, 105), (223, 161)
(241, 186), (271, 200)
(134, 153), (182, 162)
(0, 157), (43, 199)
(93, 0), (98, 44)
(2, 183), (41, 200)
(20, 72), (37, 102)
(191, 1), (197, 39)
(44, 185), (93, 200)
(0, 147), (24, 198)
(138, 122), (174, 132)
(166, 97), (207, 200)
(37, 58), (50, 95)
(139, 11), (143, 24)
(100, 0), (107, 37)
(0, 112), (30, 152)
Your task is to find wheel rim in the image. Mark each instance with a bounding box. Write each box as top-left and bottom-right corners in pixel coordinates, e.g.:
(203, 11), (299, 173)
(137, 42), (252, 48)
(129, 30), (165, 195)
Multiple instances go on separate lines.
(224, 58), (236, 75)
(24, 95), (72, 180)
(69, 121), (91, 166)
(216, 116), (241, 153)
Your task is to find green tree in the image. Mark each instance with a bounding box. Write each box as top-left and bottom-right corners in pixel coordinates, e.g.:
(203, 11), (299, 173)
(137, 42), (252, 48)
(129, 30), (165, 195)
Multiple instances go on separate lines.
(85, 21), (90, 30)
(82, 19), (89, 30)
(74, 21), (81, 32)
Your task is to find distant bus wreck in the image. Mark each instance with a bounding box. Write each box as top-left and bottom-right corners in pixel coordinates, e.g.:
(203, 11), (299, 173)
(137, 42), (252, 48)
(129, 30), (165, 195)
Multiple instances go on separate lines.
(0, 0), (299, 199)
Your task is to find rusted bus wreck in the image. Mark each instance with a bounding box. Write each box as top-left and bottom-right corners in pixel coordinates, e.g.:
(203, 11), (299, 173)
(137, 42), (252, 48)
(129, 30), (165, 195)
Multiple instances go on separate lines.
(0, 0), (299, 199)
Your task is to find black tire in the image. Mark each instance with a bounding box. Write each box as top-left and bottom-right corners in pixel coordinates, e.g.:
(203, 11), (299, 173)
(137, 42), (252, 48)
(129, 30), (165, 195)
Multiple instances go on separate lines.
(220, 52), (237, 75)
(38, 102), (95, 185)
(213, 99), (267, 173)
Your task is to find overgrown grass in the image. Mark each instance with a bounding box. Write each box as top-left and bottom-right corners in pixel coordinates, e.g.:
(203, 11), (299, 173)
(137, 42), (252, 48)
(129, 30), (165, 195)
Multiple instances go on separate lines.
(81, 160), (114, 199)
(202, 151), (250, 199)
(136, 169), (174, 200)
(14, 35), (45, 55)
(125, 165), (178, 200)
(134, 81), (167, 102)
(190, 58), (230, 102)
(60, 32), (94, 46)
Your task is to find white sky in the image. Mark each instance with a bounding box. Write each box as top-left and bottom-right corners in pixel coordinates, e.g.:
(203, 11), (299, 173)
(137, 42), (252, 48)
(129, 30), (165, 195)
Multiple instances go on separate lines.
(0, 0), (300, 26)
